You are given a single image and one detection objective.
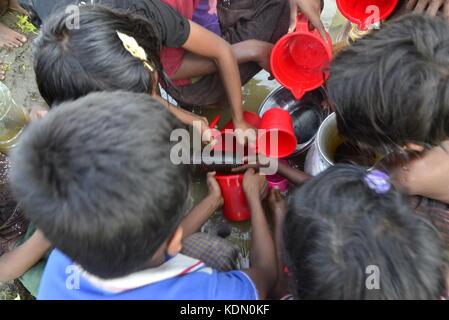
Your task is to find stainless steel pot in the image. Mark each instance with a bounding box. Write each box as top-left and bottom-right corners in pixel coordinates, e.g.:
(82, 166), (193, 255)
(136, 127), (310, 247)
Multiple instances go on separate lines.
(258, 86), (330, 158)
(304, 113), (380, 176)
(304, 113), (343, 176)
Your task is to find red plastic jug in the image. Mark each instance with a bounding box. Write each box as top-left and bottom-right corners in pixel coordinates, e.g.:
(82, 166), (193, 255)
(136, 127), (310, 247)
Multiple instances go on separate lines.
(271, 14), (332, 100)
(336, 0), (399, 30)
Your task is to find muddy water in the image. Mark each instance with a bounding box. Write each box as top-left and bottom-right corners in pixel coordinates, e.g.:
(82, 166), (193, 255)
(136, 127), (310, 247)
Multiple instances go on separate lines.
(188, 72), (280, 268)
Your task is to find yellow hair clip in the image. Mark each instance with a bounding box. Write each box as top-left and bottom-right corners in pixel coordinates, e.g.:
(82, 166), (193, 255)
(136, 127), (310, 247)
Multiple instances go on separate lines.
(116, 31), (154, 72)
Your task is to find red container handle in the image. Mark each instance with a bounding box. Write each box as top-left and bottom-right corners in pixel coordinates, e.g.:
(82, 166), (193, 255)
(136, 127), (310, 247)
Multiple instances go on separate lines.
(209, 115), (220, 129)
(295, 14), (311, 33)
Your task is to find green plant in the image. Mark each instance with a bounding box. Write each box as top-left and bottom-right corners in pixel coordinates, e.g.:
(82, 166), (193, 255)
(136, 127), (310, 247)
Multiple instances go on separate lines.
(16, 14), (38, 35)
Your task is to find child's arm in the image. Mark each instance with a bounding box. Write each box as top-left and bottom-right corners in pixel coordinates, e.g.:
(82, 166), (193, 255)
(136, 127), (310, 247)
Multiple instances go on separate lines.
(180, 172), (223, 239)
(173, 40), (273, 80)
(232, 155), (311, 186)
(277, 161), (311, 185)
(242, 169), (277, 299)
(181, 21), (253, 145)
(153, 94), (212, 143)
(267, 188), (290, 299)
(0, 229), (51, 281)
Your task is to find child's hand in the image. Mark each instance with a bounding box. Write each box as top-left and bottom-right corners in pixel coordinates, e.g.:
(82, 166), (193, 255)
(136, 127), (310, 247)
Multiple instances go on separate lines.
(206, 172), (223, 208)
(192, 114), (216, 145)
(289, 0), (327, 41)
(406, 0), (449, 22)
(253, 41), (274, 80)
(232, 154), (276, 173)
(26, 105), (48, 121)
(268, 188), (287, 225)
(233, 118), (257, 146)
(243, 168), (268, 201)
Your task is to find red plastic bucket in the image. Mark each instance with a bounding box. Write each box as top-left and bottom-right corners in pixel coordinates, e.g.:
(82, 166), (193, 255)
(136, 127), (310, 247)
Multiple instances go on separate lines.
(271, 14), (332, 100)
(336, 0), (399, 30)
(215, 174), (250, 221)
(257, 108), (297, 159)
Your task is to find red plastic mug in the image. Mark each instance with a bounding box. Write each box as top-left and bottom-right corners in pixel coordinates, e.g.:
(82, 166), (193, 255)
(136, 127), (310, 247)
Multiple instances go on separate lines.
(257, 108), (297, 159)
(215, 174), (250, 221)
(271, 14), (332, 100)
(336, 0), (399, 30)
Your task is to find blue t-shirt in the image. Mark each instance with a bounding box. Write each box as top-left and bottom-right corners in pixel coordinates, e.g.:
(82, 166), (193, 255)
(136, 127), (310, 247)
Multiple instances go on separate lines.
(38, 249), (258, 300)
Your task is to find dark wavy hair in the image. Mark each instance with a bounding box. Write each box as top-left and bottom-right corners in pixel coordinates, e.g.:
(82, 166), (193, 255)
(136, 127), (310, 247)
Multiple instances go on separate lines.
(33, 3), (167, 106)
(10, 91), (190, 278)
(328, 14), (449, 161)
(284, 164), (446, 300)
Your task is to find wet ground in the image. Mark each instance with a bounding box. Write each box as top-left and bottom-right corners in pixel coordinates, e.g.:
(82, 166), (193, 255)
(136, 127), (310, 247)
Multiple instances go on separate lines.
(0, 12), (46, 109)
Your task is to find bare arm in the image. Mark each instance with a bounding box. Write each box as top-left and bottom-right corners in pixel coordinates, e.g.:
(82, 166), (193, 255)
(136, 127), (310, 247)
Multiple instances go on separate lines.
(277, 162), (311, 185)
(267, 188), (290, 299)
(0, 229), (51, 281)
(153, 94), (213, 143)
(232, 155), (311, 186)
(180, 172), (223, 239)
(242, 169), (277, 299)
(181, 21), (252, 140)
(172, 40), (273, 80)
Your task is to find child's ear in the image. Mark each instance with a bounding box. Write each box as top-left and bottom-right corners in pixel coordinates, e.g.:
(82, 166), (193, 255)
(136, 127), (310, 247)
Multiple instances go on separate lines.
(404, 142), (426, 153)
(166, 226), (183, 257)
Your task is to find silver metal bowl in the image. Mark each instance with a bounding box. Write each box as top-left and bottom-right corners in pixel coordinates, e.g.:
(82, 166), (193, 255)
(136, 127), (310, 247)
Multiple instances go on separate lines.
(258, 86), (330, 158)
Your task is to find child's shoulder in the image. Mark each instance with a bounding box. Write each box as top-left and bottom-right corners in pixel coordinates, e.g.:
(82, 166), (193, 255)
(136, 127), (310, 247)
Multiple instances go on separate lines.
(39, 251), (258, 300)
(141, 266), (258, 300)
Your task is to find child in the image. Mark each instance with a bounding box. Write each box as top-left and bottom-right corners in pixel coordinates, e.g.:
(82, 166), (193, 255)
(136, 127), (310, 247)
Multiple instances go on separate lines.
(28, 1), (281, 144)
(281, 164), (447, 299)
(31, 3), (211, 139)
(155, 0), (289, 106)
(327, 13), (449, 247)
(26, 0), (286, 112)
(9, 91), (277, 299)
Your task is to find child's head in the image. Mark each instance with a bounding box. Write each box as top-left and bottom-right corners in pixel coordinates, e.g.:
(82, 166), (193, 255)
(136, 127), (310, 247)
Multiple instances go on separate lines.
(33, 4), (163, 106)
(284, 164), (447, 300)
(10, 91), (190, 279)
(328, 14), (449, 159)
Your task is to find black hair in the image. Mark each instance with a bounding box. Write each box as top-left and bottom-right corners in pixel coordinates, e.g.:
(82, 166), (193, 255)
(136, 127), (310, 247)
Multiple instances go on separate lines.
(33, 4), (165, 106)
(10, 91), (190, 279)
(328, 14), (449, 160)
(283, 164), (446, 300)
